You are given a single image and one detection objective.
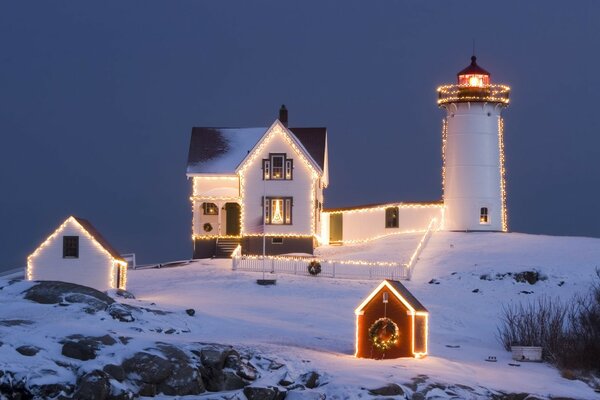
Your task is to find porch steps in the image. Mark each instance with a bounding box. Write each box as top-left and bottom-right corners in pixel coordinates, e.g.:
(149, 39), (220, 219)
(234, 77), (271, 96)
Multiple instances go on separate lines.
(216, 238), (241, 258)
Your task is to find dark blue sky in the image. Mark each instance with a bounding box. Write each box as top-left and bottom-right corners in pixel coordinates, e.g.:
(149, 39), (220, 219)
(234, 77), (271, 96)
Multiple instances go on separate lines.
(2, 1), (599, 269)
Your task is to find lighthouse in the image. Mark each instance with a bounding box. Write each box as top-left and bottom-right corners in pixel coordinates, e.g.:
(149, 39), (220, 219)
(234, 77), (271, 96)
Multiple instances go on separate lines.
(437, 56), (510, 232)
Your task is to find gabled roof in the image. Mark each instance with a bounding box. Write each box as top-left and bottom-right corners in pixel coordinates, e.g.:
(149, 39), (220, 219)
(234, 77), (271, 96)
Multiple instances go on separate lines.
(72, 217), (125, 262)
(186, 123), (327, 175)
(355, 279), (428, 314)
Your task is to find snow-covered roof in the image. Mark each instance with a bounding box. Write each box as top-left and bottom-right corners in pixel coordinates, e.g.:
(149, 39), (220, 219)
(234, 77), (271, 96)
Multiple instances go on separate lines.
(73, 217), (125, 262)
(356, 280), (428, 314)
(186, 126), (327, 175)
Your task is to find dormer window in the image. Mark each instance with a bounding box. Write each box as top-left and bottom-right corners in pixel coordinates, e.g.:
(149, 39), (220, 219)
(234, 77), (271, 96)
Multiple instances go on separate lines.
(263, 153), (293, 180)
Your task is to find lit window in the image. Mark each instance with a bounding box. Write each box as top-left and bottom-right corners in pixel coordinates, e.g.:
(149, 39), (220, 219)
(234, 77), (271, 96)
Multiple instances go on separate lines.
(264, 197), (293, 225)
(263, 154), (293, 180)
(63, 236), (79, 258)
(480, 207), (489, 224)
(202, 203), (218, 215)
(385, 207), (399, 228)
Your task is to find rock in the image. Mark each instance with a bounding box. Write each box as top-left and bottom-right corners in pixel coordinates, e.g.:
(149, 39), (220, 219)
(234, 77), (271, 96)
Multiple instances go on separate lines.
(115, 289), (135, 299)
(66, 333), (117, 346)
(223, 371), (248, 391)
(138, 383), (157, 397)
(369, 383), (404, 396)
(472, 288), (480, 293)
(0, 319), (34, 327)
(269, 360), (285, 370)
(286, 391), (326, 400)
(16, 345), (40, 356)
(514, 271), (541, 285)
(237, 361), (258, 381)
(199, 345), (239, 370)
(23, 281), (115, 307)
(156, 344), (205, 395)
(412, 393), (425, 400)
(65, 293), (110, 313)
(108, 303), (135, 322)
(62, 341), (97, 361)
(300, 371), (320, 389)
(106, 384), (135, 400)
(122, 352), (173, 384)
(103, 364), (126, 381)
(279, 371), (295, 387)
(185, 308), (195, 316)
(243, 386), (284, 400)
(74, 370), (111, 400)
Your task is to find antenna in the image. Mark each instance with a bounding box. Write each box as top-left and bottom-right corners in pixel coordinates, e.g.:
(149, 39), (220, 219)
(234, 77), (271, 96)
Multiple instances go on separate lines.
(472, 39), (476, 57)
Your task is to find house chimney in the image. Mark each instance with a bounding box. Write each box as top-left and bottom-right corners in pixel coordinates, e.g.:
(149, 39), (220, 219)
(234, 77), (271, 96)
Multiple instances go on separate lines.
(279, 104), (288, 127)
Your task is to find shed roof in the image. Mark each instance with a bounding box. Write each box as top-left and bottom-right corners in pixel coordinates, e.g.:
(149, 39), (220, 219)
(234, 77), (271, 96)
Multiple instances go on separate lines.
(186, 125), (327, 174)
(356, 280), (428, 314)
(73, 217), (125, 262)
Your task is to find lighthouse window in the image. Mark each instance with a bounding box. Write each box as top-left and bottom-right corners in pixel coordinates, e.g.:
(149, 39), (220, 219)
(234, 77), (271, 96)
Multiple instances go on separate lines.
(264, 197), (293, 225)
(385, 207), (399, 228)
(480, 207), (489, 224)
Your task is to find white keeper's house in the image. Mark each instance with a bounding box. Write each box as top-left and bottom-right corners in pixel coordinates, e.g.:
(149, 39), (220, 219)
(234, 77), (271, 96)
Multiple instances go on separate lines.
(187, 56), (510, 258)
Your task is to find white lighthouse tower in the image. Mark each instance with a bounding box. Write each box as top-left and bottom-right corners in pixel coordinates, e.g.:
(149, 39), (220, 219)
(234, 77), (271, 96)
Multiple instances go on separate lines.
(438, 56), (510, 232)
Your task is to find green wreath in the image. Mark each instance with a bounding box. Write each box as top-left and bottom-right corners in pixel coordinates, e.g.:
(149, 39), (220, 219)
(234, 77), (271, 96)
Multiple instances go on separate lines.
(307, 260), (322, 276)
(203, 222), (213, 232)
(368, 317), (400, 351)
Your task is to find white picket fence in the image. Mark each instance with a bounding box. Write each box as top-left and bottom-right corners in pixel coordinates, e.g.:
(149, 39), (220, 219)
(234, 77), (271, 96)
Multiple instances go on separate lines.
(231, 217), (438, 281)
(232, 254), (409, 280)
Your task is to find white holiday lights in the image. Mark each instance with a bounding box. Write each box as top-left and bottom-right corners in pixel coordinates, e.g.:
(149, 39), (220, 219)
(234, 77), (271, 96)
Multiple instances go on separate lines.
(498, 117), (508, 232)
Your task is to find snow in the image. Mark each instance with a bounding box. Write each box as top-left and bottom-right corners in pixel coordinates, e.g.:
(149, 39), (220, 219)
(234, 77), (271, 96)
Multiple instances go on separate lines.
(2, 232), (600, 398)
(187, 127), (266, 174)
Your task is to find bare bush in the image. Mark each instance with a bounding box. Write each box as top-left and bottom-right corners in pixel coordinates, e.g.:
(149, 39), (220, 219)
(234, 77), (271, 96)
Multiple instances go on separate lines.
(497, 296), (567, 363)
(497, 269), (600, 373)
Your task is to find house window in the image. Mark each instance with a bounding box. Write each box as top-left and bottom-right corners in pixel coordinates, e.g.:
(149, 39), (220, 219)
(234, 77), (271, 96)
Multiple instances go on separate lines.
(263, 154), (293, 180)
(63, 236), (79, 258)
(480, 207), (489, 224)
(264, 197), (293, 225)
(385, 207), (399, 228)
(202, 202), (218, 215)
(272, 237), (284, 244)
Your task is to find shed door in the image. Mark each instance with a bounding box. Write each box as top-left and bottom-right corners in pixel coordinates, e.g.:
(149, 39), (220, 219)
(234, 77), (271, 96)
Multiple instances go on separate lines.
(329, 213), (343, 243)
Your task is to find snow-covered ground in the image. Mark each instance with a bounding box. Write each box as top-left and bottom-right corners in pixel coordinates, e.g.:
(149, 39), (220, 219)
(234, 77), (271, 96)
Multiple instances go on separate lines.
(126, 232), (600, 398)
(2, 232), (600, 398)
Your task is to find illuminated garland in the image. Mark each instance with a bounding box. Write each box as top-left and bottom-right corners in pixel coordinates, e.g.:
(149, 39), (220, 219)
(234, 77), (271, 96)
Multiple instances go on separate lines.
(233, 253), (405, 268)
(498, 117), (508, 232)
(369, 317), (400, 351)
(437, 83), (510, 106)
(441, 118), (447, 201)
(325, 202), (443, 216)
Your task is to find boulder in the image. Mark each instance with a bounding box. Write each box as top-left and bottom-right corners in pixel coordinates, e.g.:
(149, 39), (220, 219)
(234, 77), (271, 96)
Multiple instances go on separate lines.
(156, 344), (205, 395)
(16, 345), (40, 356)
(122, 352), (173, 384)
(103, 364), (126, 381)
(185, 308), (195, 316)
(74, 370), (111, 400)
(24, 281), (114, 307)
(108, 303), (135, 322)
(115, 289), (136, 299)
(300, 371), (320, 389)
(199, 345), (239, 370)
(237, 361), (258, 381)
(369, 383), (405, 396)
(62, 341), (97, 361)
(243, 386), (285, 400)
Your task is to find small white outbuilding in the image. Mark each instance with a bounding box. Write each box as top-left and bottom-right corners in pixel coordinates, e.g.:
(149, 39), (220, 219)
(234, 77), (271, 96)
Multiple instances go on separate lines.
(27, 216), (127, 291)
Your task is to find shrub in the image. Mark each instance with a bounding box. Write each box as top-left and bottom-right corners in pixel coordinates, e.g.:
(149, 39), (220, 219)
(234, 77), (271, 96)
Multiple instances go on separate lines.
(497, 269), (600, 373)
(497, 296), (567, 363)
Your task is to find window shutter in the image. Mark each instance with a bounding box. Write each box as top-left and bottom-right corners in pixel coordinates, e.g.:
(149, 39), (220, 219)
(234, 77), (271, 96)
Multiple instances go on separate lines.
(285, 159), (293, 180)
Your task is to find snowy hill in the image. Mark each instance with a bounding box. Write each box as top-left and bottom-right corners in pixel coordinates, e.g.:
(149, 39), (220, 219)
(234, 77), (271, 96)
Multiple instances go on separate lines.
(1, 232), (600, 398)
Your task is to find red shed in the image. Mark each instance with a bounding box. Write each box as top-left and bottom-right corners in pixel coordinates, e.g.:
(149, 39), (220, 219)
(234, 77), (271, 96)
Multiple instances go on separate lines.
(355, 280), (428, 359)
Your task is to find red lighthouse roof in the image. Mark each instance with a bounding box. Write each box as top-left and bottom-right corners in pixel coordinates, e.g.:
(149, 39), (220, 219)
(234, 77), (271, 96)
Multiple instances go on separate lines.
(457, 56), (490, 86)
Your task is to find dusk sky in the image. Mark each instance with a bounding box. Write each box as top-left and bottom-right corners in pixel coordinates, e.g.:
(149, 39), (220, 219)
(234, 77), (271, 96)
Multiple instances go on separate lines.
(2, 1), (599, 269)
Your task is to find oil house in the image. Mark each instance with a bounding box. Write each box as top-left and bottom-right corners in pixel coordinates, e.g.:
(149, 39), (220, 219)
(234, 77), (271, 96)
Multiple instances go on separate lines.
(27, 216), (127, 291)
(355, 280), (428, 359)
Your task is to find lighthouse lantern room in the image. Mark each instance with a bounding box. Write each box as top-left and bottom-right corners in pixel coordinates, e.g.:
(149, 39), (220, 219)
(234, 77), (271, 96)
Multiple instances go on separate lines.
(437, 56), (510, 232)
